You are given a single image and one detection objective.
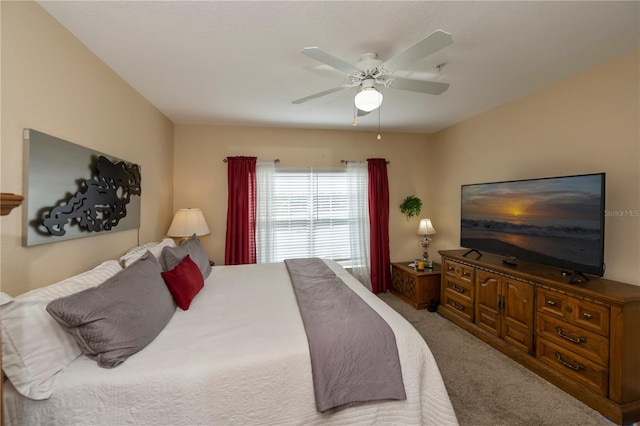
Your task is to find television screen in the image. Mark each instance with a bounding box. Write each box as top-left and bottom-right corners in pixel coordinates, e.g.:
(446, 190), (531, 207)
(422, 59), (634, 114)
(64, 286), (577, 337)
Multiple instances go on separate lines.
(460, 173), (605, 277)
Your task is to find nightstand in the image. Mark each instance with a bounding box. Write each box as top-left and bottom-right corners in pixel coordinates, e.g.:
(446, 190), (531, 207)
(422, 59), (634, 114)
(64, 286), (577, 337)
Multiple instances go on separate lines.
(390, 262), (441, 311)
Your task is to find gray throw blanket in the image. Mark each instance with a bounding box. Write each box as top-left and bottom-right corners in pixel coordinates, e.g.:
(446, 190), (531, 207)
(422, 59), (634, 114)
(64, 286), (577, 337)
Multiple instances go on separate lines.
(285, 258), (406, 413)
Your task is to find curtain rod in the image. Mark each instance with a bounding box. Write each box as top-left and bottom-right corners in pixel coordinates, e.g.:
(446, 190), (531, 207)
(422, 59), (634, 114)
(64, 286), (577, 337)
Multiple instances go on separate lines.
(340, 159), (390, 164)
(223, 158), (280, 163)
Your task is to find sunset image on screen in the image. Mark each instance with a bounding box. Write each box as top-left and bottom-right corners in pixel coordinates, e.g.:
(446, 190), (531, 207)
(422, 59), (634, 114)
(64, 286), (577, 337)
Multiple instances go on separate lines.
(460, 174), (604, 272)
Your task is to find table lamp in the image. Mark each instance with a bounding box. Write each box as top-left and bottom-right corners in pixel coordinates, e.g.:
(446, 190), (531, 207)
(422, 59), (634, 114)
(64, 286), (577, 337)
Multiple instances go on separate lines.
(167, 208), (210, 242)
(417, 218), (436, 265)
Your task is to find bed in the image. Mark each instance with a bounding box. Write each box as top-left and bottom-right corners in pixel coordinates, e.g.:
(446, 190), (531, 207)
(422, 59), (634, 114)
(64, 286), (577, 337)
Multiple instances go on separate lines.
(2, 239), (458, 425)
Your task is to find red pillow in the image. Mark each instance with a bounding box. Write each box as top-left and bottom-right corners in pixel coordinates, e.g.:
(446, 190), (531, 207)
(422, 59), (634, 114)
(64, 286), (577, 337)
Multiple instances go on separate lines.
(161, 255), (204, 310)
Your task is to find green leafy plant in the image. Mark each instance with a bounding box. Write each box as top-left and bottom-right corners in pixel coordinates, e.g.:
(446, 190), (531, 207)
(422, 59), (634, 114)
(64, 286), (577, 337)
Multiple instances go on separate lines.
(399, 195), (422, 219)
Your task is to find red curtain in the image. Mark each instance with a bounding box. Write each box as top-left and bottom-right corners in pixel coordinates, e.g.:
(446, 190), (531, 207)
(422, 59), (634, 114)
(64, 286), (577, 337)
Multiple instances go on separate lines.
(224, 156), (257, 265)
(367, 158), (391, 294)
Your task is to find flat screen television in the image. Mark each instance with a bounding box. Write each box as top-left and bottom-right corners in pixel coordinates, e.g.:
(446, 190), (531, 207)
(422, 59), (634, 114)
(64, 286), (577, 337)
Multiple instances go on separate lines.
(460, 173), (605, 279)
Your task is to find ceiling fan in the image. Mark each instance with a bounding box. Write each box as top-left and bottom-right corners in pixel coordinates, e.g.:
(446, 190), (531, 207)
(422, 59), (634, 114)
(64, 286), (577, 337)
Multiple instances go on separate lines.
(292, 30), (453, 114)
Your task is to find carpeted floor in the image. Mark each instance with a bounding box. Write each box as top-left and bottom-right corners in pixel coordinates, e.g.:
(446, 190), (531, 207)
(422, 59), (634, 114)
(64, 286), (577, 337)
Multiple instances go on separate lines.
(378, 292), (613, 426)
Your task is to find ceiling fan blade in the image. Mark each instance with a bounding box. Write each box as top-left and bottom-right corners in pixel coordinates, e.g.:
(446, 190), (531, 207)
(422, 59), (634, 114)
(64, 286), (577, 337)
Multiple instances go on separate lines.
(357, 109), (371, 117)
(383, 30), (453, 71)
(291, 84), (353, 104)
(301, 47), (360, 75)
(387, 78), (450, 95)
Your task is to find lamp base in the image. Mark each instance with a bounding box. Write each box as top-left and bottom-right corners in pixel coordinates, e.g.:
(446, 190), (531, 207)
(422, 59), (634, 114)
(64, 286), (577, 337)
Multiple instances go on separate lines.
(421, 237), (433, 267)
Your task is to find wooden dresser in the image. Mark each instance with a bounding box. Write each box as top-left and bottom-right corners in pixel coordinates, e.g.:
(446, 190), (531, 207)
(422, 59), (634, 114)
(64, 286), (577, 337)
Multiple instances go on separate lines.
(438, 250), (640, 425)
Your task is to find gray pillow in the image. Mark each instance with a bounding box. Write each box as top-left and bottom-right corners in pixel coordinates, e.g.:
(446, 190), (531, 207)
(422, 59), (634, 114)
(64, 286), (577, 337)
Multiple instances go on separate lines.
(46, 252), (176, 368)
(161, 234), (211, 279)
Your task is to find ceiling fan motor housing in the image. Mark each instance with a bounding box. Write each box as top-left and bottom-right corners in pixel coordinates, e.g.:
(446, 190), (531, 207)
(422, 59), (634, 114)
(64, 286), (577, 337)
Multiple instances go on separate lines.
(351, 53), (388, 84)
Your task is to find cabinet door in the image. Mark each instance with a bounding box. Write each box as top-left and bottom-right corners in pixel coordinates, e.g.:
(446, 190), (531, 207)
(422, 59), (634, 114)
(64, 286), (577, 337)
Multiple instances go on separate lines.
(501, 278), (535, 354)
(475, 270), (501, 336)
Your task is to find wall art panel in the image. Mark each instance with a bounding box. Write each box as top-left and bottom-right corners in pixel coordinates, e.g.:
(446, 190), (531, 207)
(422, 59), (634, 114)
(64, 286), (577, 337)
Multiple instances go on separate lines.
(23, 129), (141, 246)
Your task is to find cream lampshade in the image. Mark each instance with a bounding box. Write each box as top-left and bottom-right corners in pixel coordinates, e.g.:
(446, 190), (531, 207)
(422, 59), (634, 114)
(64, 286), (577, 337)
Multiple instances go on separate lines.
(167, 208), (210, 240)
(417, 218), (437, 263)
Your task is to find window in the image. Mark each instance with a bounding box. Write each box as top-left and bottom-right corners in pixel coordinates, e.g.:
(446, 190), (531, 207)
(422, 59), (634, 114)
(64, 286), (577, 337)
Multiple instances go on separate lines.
(262, 168), (354, 265)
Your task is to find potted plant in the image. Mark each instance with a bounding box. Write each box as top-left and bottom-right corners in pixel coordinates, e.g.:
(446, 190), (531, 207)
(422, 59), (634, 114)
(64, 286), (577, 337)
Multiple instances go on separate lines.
(399, 195), (422, 219)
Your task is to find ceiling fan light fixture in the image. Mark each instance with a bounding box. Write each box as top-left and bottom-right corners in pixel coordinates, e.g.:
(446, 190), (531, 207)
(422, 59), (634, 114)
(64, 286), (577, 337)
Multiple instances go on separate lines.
(354, 87), (383, 112)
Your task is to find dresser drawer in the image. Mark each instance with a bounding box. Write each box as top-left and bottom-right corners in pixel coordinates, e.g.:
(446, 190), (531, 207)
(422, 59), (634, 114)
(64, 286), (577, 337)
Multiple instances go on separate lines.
(443, 259), (474, 284)
(537, 313), (609, 366)
(443, 259), (458, 278)
(442, 291), (474, 322)
(537, 288), (610, 337)
(573, 299), (609, 336)
(537, 287), (567, 317)
(443, 276), (474, 304)
(537, 338), (608, 397)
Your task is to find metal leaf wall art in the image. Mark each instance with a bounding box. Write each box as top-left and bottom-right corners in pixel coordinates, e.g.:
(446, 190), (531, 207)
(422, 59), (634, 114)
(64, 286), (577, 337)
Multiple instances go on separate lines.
(24, 129), (142, 246)
(42, 155), (141, 236)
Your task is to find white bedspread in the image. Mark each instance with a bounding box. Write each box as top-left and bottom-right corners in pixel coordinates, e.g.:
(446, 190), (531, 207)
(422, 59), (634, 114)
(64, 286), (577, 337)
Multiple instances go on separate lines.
(3, 260), (458, 425)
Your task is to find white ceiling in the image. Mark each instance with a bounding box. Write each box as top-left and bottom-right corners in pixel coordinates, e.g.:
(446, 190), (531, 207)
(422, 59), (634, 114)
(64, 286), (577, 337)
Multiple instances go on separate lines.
(38, 1), (639, 134)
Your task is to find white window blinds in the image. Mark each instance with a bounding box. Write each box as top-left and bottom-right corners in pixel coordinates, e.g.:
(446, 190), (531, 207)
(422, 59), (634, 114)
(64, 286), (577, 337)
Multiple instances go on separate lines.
(271, 169), (351, 264)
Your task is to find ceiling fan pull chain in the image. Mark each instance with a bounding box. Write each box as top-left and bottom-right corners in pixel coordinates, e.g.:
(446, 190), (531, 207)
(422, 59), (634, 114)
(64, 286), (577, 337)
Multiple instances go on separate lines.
(377, 104), (382, 140)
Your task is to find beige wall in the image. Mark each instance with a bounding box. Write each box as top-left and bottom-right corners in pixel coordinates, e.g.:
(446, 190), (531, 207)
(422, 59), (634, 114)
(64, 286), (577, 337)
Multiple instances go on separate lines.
(428, 50), (639, 285)
(173, 125), (432, 265)
(0, 2), (175, 296)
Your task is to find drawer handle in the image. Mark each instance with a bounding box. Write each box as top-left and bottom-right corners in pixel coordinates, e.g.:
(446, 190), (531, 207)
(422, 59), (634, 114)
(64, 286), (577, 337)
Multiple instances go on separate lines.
(547, 300), (557, 306)
(462, 271), (470, 277)
(556, 327), (586, 344)
(447, 266), (455, 272)
(452, 301), (465, 311)
(555, 352), (584, 371)
(583, 312), (593, 320)
(452, 285), (466, 294)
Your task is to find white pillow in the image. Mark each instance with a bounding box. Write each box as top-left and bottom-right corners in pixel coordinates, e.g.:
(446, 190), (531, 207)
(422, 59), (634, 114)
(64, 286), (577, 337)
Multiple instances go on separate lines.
(1, 260), (122, 400)
(119, 238), (176, 268)
(119, 241), (159, 267)
(148, 238), (177, 261)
